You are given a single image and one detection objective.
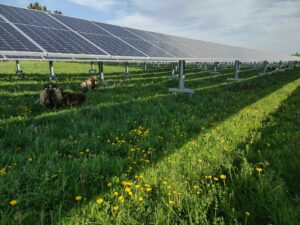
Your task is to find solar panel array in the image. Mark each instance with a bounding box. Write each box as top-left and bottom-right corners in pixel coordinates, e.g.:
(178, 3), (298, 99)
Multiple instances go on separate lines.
(0, 3), (298, 62)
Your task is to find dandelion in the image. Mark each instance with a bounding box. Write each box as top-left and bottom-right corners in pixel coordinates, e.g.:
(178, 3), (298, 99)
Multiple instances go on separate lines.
(162, 181), (168, 185)
(193, 185), (199, 189)
(27, 157), (33, 162)
(113, 205), (119, 212)
(205, 175), (212, 179)
(113, 191), (119, 197)
(0, 168), (6, 176)
(138, 196), (143, 202)
(213, 177), (219, 181)
(85, 148), (90, 153)
(220, 174), (226, 180)
(128, 191), (133, 196)
(75, 196), (82, 201)
(96, 198), (104, 205)
(9, 199), (17, 206)
(144, 184), (151, 187)
(80, 152), (84, 155)
(135, 184), (141, 189)
(256, 167), (263, 173)
(169, 200), (175, 205)
(118, 196), (125, 204)
(107, 183), (112, 188)
(245, 211), (250, 217)
(146, 187), (152, 192)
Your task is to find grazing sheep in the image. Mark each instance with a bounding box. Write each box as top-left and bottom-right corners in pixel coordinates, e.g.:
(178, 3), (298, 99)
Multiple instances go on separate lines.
(62, 91), (86, 106)
(39, 84), (64, 108)
(80, 76), (97, 91)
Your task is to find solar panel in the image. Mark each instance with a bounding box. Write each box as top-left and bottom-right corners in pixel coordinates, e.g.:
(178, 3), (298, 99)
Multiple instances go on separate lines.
(125, 28), (191, 57)
(81, 33), (145, 57)
(17, 24), (106, 55)
(0, 21), (42, 52)
(0, 4), (64, 29)
(94, 22), (138, 39)
(53, 15), (111, 36)
(0, 4), (297, 62)
(120, 38), (173, 58)
(5, 55), (43, 59)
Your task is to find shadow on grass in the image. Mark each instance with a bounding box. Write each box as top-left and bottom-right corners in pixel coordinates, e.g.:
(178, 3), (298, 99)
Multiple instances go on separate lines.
(0, 67), (298, 224)
(227, 86), (300, 225)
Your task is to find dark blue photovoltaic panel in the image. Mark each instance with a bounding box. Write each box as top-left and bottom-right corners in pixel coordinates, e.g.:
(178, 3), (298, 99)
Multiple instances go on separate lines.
(94, 22), (138, 39)
(18, 25), (106, 55)
(52, 15), (111, 36)
(125, 28), (190, 57)
(0, 55), (4, 58)
(122, 38), (173, 58)
(81, 33), (145, 57)
(125, 28), (162, 43)
(0, 22), (42, 52)
(0, 4), (65, 29)
(0, 17), (4, 22)
(5, 55), (43, 59)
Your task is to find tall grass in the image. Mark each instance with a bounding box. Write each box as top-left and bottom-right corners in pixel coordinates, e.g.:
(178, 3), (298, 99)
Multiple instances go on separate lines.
(0, 61), (299, 224)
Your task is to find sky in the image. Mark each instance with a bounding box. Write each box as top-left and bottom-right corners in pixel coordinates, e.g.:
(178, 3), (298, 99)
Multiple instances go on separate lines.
(1, 0), (299, 54)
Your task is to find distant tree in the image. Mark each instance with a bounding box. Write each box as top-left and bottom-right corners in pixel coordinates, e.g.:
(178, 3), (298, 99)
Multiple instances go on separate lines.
(27, 2), (49, 12)
(27, 2), (62, 14)
(54, 10), (62, 15)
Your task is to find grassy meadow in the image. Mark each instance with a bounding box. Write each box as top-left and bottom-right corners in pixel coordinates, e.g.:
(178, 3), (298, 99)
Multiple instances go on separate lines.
(0, 60), (299, 225)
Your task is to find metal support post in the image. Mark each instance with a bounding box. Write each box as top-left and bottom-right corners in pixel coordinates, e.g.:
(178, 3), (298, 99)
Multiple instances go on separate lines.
(144, 62), (147, 70)
(259, 61), (269, 76)
(98, 61), (107, 86)
(169, 60), (194, 98)
(90, 62), (96, 75)
(16, 60), (23, 79)
(227, 60), (244, 81)
(49, 61), (56, 80)
(125, 62), (129, 75)
(210, 62), (220, 74)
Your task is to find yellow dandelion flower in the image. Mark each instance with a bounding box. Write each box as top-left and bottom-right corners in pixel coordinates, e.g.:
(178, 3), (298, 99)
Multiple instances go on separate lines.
(0, 168), (6, 176)
(85, 148), (90, 153)
(9, 199), (17, 206)
(193, 185), (198, 189)
(27, 157), (33, 162)
(169, 200), (175, 205)
(256, 167), (263, 173)
(96, 198), (104, 205)
(162, 181), (168, 185)
(138, 196), (143, 202)
(213, 177), (219, 181)
(113, 191), (119, 197)
(118, 196), (125, 204)
(146, 187), (152, 192)
(206, 175), (212, 179)
(107, 183), (112, 188)
(135, 184), (141, 189)
(245, 211), (251, 217)
(144, 184), (151, 187)
(220, 174), (226, 180)
(75, 196), (82, 201)
(128, 191), (133, 196)
(113, 205), (119, 212)
(125, 187), (131, 193)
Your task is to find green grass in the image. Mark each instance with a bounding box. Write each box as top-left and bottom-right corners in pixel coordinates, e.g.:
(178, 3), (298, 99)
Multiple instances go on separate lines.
(0, 61), (299, 225)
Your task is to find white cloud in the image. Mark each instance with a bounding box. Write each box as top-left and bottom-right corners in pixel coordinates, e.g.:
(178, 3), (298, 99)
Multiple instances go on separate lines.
(69, 0), (300, 54)
(68, 0), (122, 10)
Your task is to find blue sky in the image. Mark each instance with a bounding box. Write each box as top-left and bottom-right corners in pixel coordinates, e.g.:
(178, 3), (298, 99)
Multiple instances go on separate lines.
(1, 0), (299, 54)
